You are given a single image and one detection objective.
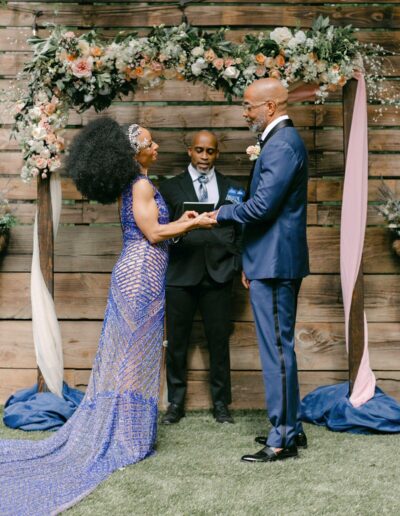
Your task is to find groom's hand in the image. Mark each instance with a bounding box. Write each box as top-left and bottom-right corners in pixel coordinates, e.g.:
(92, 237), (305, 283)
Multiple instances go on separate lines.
(241, 271), (250, 289)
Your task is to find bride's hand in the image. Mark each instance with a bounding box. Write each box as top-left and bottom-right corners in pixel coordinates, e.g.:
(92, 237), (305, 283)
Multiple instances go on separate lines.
(191, 212), (218, 229)
(177, 210), (198, 222)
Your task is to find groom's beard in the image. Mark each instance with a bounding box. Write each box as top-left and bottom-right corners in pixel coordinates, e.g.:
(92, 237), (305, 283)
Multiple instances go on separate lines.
(196, 166), (211, 174)
(246, 113), (268, 133)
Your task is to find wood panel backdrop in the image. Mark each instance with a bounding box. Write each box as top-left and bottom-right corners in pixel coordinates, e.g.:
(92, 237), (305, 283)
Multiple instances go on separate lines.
(0, 0), (399, 407)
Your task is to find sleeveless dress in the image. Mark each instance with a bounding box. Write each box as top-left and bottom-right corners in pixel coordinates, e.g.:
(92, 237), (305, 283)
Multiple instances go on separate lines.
(0, 176), (169, 515)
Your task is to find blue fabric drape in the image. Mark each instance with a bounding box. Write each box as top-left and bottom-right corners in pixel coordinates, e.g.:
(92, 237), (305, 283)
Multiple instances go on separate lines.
(301, 382), (400, 434)
(3, 382), (84, 431)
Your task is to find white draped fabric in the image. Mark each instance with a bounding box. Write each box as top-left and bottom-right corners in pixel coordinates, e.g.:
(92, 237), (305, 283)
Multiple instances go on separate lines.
(31, 173), (63, 397)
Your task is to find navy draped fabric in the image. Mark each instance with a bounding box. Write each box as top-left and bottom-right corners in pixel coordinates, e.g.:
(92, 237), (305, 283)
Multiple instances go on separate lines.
(3, 383), (84, 431)
(301, 382), (400, 434)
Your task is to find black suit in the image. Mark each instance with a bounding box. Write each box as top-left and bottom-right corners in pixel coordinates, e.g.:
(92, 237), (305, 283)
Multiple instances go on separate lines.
(159, 169), (241, 406)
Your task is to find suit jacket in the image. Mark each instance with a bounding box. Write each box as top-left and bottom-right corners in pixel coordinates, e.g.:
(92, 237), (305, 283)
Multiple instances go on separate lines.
(159, 169), (242, 286)
(217, 122), (309, 280)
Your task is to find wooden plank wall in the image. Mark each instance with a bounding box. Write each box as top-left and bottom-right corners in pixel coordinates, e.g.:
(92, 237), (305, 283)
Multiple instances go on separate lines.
(0, 1), (399, 407)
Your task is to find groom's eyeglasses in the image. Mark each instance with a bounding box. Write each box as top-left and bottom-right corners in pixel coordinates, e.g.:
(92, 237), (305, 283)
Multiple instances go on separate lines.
(241, 101), (269, 112)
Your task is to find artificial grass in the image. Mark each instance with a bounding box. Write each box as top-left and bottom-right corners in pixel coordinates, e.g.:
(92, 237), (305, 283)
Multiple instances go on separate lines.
(1, 408), (399, 515)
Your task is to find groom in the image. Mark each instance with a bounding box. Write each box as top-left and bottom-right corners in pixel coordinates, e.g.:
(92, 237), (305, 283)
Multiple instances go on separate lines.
(212, 78), (309, 462)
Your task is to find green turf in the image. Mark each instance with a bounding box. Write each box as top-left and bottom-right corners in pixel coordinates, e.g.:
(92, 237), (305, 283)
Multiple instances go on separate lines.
(1, 408), (399, 515)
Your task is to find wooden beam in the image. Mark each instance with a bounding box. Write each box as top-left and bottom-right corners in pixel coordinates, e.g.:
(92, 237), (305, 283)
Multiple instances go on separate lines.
(342, 78), (365, 394)
(36, 174), (54, 392)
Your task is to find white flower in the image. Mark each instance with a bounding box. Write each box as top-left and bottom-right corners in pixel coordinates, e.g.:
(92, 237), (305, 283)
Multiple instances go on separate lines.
(243, 65), (257, 78)
(222, 66), (240, 80)
(78, 39), (90, 57)
(270, 27), (293, 46)
(191, 46), (204, 57)
(246, 143), (261, 161)
(191, 58), (207, 76)
(31, 126), (47, 140)
(28, 106), (42, 121)
(294, 30), (306, 45)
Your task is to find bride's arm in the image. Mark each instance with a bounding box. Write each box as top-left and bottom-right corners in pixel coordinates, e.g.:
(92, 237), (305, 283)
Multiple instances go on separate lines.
(132, 179), (216, 244)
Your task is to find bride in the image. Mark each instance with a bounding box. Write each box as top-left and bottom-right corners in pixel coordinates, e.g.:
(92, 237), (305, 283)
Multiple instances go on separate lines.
(0, 117), (216, 515)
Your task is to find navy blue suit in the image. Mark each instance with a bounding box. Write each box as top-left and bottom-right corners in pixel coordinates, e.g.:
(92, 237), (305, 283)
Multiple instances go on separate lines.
(218, 120), (309, 447)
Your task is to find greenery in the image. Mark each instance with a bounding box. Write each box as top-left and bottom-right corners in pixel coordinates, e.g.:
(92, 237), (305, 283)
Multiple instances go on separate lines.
(1, 408), (399, 515)
(0, 198), (16, 233)
(3, 16), (394, 183)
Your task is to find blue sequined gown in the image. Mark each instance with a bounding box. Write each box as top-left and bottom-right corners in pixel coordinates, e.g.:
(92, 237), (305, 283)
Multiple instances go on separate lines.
(0, 176), (169, 515)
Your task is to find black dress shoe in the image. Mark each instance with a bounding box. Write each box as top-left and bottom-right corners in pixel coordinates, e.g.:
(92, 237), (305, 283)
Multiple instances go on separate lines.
(241, 445), (298, 463)
(161, 403), (185, 425)
(255, 431), (308, 449)
(213, 402), (234, 424)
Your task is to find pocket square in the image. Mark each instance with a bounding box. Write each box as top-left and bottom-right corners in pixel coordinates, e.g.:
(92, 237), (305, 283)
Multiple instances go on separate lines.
(225, 187), (245, 204)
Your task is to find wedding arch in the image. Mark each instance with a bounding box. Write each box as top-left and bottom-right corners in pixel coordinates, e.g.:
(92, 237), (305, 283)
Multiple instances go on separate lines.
(6, 16), (390, 412)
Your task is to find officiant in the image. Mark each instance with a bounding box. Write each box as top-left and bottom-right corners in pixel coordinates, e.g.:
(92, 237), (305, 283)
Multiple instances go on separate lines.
(159, 130), (243, 425)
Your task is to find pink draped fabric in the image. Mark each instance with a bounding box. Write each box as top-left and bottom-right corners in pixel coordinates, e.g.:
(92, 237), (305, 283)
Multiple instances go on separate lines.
(340, 73), (376, 407)
(289, 77), (376, 407)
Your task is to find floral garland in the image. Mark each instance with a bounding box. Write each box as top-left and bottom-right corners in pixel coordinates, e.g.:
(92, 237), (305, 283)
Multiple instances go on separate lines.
(2, 16), (396, 182)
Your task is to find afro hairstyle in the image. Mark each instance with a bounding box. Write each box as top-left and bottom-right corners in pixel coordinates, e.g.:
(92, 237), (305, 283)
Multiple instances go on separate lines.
(66, 117), (140, 204)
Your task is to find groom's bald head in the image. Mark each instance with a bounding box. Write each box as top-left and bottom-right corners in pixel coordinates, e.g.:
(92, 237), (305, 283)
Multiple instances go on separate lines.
(243, 78), (288, 132)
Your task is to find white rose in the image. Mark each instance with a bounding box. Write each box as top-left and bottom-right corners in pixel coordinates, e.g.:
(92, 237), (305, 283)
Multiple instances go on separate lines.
(40, 148), (51, 159)
(29, 106), (42, 120)
(191, 46), (204, 57)
(222, 66), (240, 80)
(306, 38), (314, 50)
(294, 30), (306, 45)
(270, 27), (293, 46)
(78, 39), (90, 57)
(31, 126), (47, 140)
(191, 58), (207, 76)
(243, 65), (257, 78)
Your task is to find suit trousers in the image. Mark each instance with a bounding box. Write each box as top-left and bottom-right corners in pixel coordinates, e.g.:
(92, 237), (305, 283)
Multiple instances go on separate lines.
(165, 274), (233, 407)
(249, 278), (304, 447)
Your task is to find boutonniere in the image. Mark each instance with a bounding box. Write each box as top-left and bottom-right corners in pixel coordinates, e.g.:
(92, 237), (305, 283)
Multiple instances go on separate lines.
(246, 142), (261, 161)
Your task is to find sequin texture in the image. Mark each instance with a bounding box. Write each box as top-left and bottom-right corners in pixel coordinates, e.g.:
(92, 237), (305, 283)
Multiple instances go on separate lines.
(0, 176), (169, 515)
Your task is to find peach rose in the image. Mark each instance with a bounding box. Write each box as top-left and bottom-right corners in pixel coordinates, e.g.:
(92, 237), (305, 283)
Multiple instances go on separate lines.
(151, 61), (163, 73)
(90, 46), (103, 57)
(255, 53), (266, 65)
(204, 49), (216, 63)
(338, 75), (347, 87)
(269, 69), (281, 79)
(35, 156), (47, 170)
(66, 54), (77, 62)
(213, 58), (224, 70)
(45, 133), (57, 144)
(224, 58), (234, 67)
(265, 57), (274, 68)
(44, 103), (56, 116)
(275, 54), (286, 67)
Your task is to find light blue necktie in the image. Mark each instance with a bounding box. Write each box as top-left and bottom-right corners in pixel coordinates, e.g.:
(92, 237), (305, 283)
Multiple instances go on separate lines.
(197, 174), (209, 202)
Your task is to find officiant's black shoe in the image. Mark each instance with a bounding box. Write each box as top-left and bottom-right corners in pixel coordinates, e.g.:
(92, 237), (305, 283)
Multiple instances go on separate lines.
(241, 445), (298, 463)
(213, 402), (234, 424)
(255, 431), (308, 449)
(161, 403), (185, 425)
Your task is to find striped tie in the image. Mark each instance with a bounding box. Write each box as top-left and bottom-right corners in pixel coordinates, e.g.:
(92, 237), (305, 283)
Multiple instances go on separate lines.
(197, 174), (209, 202)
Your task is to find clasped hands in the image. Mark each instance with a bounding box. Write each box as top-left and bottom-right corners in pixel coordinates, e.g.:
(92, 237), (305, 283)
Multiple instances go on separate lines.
(178, 209), (220, 229)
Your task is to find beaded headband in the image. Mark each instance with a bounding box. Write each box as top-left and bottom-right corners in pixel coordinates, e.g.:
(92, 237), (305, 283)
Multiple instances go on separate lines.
(126, 123), (142, 154)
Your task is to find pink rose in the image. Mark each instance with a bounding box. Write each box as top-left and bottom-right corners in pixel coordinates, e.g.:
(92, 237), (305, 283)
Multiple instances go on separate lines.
(63, 31), (76, 39)
(151, 61), (163, 72)
(213, 58), (224, 70)
(224, 58), (234, 67)
(35, 156), (47, 170)
(44, 103), (56, 116)
(71, 57), (93, 78)
(255, 66), (266, 78)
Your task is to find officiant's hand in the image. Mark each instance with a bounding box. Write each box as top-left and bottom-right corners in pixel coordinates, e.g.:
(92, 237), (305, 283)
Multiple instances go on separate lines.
(241, 270), (250, 289)
(208, 209), (220, 221)
(178, 210), (198, 222)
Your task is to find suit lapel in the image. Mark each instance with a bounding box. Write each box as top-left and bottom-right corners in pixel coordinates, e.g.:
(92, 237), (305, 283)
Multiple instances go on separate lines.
(244, 118), (294, 200)
(178, 169), (198, 201)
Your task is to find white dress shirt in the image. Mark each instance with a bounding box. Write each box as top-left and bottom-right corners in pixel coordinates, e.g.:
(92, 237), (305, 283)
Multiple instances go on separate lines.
(188, 163), (219, 207)
(260, 114), (289, 142)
